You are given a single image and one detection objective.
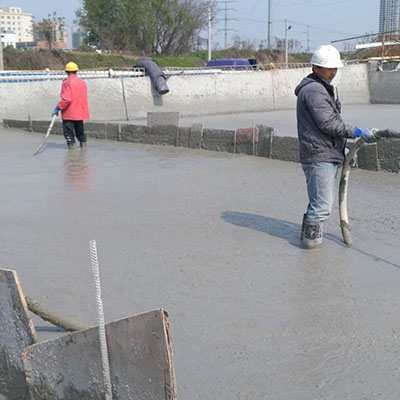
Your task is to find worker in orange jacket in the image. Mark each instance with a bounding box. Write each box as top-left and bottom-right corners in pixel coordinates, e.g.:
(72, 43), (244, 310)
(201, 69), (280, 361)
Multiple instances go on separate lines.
(52, 62), (90, 149)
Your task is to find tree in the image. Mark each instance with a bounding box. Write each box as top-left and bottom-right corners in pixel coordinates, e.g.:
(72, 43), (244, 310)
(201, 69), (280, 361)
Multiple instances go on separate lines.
(288, 38), (302, 53)
(32, 12), (66, 49)
(274, 37), (302, 53)
(76, 0), (215, 55)
(232, 36), (257, 51)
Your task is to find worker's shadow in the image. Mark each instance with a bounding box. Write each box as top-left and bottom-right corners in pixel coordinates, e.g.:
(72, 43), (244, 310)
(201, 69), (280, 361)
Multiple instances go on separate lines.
(221, 211), (400, 268)
(221, 211), (301, 247)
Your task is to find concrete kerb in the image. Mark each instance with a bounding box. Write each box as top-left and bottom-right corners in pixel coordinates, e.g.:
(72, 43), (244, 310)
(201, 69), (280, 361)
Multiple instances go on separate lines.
(3, 119), (400, 173)
(376, 139), (400, 173)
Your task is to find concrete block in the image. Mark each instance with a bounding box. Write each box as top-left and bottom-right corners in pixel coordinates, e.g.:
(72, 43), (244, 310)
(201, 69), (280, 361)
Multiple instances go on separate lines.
(84, 122), (107, 140)
(356, 143), (378, 171)
(369, 69), (400, 104)
(271, 136), (300, 163)
(256, 125), (273, 158)
(234, 128), (255, 155)
(105, 123), (121, 141)
(378, 157), (400, 173)
(189, 124), (203, 149)
(52, 121), (64, 136)
(147, 112), (179, 127)
(23, 309), (177, 400)
(202, 129), (234, 153)
(32, 120), (50, 133)
(178, 127), (190, 148)
(0, 269), (37, 400)
(377, 139), (400, 160)
(150, 126), (178, 146)
(120, 124), (149, 143)
(2, 119), (30, 130)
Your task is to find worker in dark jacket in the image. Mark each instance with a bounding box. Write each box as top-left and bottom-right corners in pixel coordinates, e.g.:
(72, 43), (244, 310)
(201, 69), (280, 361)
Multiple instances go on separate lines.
(295, 45), (377, 249)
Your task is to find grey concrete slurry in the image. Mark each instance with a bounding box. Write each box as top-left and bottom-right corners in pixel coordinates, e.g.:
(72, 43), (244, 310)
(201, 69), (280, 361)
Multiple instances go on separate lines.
(1, 127), (400, 399)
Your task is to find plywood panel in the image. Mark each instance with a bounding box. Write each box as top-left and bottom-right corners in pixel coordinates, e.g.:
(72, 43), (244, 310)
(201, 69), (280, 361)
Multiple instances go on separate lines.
(0, 269), (37, 400)
(23, 309), (177, 400)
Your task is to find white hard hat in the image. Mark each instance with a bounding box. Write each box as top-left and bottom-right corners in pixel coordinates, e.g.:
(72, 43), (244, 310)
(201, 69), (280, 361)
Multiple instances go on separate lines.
(310, 45), (343, 68)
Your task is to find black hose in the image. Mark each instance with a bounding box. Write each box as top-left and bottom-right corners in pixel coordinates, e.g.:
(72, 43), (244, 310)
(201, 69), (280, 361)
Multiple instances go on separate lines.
(375, 129), (400, 139)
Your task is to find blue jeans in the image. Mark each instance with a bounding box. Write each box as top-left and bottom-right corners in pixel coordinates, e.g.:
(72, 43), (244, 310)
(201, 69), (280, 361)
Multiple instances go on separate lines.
(302, 162), (339, 222)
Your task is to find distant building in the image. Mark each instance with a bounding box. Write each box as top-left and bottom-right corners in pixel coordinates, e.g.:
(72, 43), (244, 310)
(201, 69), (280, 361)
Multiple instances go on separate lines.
(72, 30), (83, 49)
(0, 6), (33, 42)
(34, 20), (67, 49)
(379, 0), (400, 33)
(1, 29), (17, 47)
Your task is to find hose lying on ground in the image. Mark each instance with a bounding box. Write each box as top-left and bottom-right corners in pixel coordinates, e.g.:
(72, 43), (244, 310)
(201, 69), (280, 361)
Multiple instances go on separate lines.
(25, 296), (88, 332)
(339, 129), (400, 246)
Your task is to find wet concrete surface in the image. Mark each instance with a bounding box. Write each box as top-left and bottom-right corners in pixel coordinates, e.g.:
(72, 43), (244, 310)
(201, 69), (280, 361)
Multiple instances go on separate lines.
(1, 126), (400, 399)
(133, 103), (400, 137)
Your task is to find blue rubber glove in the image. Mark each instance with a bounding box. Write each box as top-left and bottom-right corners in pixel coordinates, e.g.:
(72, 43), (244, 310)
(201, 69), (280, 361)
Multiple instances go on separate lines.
(52, 106), (60, 117)
(354, 126), (376, 144)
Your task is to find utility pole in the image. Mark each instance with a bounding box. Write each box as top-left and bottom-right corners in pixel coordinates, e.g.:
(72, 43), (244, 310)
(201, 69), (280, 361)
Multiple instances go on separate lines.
(0, 17), (3, 70)
(208, 7), (212, 61)
(217, 1), (237, 49)
(284, 19), (292, 68)
(301, 25), (310, 53)
(267, 0), (272, 49)
(381, 16), (386, 61)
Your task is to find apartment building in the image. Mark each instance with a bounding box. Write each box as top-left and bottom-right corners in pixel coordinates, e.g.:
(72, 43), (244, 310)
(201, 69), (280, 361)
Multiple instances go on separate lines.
(34, 21), (67, 48)
(379, 0), (400, 33)
(1, 30), (17, 47)
(0, 6), (33, 42)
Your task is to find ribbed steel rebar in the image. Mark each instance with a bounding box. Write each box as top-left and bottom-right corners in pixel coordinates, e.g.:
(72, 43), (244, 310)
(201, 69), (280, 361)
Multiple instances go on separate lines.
(90, 239), (113, 400)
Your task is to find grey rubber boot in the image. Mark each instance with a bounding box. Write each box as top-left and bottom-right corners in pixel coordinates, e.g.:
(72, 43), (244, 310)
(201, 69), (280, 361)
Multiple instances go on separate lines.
(301, 220), (323, 249)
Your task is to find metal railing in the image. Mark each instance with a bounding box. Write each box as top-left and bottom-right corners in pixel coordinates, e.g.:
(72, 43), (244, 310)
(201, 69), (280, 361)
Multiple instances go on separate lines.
(0, 67), (146, 83)
(0, 62), (312, 83)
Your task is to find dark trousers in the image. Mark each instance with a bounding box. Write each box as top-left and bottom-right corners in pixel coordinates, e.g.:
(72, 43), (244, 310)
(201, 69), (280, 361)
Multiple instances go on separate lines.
(62, 120), (87, 145)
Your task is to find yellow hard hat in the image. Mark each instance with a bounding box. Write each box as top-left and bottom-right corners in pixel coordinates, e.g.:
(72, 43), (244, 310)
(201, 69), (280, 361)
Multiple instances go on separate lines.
(65, 62), (79, 72)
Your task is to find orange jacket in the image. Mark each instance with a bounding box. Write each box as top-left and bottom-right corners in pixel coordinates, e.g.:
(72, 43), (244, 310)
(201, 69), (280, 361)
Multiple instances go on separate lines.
(57, 74), (90, 120)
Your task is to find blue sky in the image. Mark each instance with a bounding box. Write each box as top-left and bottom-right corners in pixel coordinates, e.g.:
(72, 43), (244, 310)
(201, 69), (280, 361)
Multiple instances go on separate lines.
(4, 0), (380, 51)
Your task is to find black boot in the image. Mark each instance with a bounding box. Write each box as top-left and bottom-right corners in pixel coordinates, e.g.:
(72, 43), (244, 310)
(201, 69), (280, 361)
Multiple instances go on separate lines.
(301, 220), (323, 249)
(300, 214), (307, 241)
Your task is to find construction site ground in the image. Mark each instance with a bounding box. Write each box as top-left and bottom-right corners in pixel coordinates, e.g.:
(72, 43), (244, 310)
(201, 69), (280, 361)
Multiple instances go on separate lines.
(1, 110), (399, 399)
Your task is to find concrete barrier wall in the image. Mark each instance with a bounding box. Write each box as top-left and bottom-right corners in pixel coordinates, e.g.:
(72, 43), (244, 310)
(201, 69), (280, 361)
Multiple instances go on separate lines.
(0, 64), (370, 122)
(5, 118), (400, 173)
(369, 62), (400, 104)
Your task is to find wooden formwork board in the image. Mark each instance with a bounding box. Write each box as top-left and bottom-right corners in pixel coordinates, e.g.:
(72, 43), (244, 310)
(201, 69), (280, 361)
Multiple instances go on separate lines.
(0, 269), (37, 400)
(23, 309), (177, 400)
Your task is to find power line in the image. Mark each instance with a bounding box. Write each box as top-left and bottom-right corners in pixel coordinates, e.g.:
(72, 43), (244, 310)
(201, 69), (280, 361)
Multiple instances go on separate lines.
(331, 29), (399, 44)
(278, 0), (351, 6)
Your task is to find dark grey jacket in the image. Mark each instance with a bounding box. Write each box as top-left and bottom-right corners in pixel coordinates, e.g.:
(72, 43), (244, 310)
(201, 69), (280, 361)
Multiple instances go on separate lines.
(295, 73), (354, 164)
